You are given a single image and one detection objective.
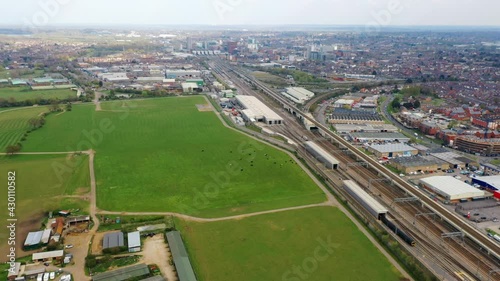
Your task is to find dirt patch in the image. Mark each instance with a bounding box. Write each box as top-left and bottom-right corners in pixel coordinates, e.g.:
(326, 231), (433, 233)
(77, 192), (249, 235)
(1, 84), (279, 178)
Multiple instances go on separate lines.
(196, 104), (212, 112)
(64, 231), (94, 281)
(91, 231), (106, 255)
(73, 187), (90, 196)
(142, 234), (177, 281)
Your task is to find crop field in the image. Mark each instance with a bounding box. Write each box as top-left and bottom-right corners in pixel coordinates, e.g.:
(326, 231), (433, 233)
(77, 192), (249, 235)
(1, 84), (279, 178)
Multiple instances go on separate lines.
(176, 206), (402, 281)
(22, 97), (326, 217)
(0, 106), (49, 151)
(0, 154), (90, 260)
(0, 86), (76, 102)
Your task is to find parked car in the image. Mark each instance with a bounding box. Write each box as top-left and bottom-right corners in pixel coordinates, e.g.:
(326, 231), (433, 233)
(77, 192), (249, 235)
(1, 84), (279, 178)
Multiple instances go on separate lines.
(49, 272), (55, 280)
(65, 244), (73, 249)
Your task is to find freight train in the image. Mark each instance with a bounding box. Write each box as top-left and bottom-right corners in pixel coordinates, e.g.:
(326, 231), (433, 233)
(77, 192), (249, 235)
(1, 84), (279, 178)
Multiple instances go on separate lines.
(381, 215), (416, 247)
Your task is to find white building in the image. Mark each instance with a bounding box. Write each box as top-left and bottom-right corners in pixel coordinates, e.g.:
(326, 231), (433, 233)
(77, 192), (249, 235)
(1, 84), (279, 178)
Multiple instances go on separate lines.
(127, 231), (141, 252)
(181, 82), (199, 93)
(236, 95), (283, 125)
(98, 72), (129, 82)
(305, 141), (339, 169)
(334, 99), (355, 108)
(419, 176), (485, 202)
(281, 87), (315, 104)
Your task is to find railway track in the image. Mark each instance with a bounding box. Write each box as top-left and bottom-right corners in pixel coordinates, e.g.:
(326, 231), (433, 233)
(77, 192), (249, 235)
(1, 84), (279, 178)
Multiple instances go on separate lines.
(208, 58), (500, 280)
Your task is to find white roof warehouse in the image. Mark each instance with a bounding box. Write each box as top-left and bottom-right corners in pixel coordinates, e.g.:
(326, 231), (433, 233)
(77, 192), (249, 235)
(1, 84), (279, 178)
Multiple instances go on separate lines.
(236, 95), (283, 125)
(419, 176), (485, 202)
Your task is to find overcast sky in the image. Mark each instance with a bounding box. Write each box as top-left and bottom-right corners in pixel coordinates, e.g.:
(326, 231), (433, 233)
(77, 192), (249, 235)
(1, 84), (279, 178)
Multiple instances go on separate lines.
(4, 0), (500, 27)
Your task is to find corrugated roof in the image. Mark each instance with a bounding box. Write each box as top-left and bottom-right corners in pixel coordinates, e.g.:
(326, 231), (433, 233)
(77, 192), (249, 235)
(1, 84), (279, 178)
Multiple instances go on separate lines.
(103, 232), (124, 249)
(41, 229), (51, 244)
(32, 250), (64, 260)
(369, 143), (417, 153)
(420, 176), (485, 200)
(92, 264), (149, 281)
(140, 276), (165, 281)
(305, 141), (340, 166)
(236, 95), (283, 122)
(128, 232), (141, 249)
(24, 231), (44, 246)
(166, 231), (197, 281)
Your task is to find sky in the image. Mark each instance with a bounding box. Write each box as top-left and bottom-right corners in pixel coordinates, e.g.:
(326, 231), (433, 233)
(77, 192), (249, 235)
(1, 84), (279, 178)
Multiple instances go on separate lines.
(4, 0), (500, 28)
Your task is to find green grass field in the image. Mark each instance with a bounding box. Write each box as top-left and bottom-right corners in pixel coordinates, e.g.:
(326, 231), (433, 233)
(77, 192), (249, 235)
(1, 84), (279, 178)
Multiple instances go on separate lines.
(0, 154), (90, 260)
(177, 206), (402, 281)
(0, 106), (49, 151)
(0, 86), (76, 102)
(22, 97), (326, 217)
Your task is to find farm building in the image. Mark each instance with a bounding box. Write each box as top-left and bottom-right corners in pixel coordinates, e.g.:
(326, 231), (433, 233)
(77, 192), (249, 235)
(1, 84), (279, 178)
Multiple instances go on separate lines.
(471, 175), (500, 191)
(7, 262), (21, 280)
(236, 95), (283, 125)
(127, 231), (141, 252)
(32, 250), (64, 262)
(367, 143), (418, 158)
(66, 215), (90, 226)
(343, 180), (388, 220)
(140, 276), (165, 281)
(51, 217), (64, 242)
(280, 87), (315, 104)
(22, 266), (45, 279)
(334, 123), (399, 134)
(390, 156), (449, 174)
(348, 132), (410, 143)
(24, 230), (48, 248)
(92, 263), (150, 281)
(304, 141), (339, 169)
(419, 176), (485, 203)
(103, 232), (124, 249)
(166, 231), (198, 281)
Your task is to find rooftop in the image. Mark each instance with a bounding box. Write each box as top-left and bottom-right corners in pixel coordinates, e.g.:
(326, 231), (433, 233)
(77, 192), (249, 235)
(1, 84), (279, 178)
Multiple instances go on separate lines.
(420, 176), (485, 199)
(92, 263), (150, 281)
(166, 231), (198, 281)
(369, 143), (417, 153)
(236, 95), (283, 122)
(103, 232), (124, 249)
(32, 250), (64, 261)
(128, 231), (141, 249)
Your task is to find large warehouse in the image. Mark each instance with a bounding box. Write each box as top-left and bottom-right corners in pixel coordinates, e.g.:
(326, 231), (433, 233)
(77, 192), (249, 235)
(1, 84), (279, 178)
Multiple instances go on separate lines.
(419, 176), (485, 203)
(236, 95), (283, 125)
(305, 141), (340, 169)
(343, 180), (388, 220)
(471, 175), (500, 191)
(390, 156), (449, 174)
(333, 123), (399, 134)
(367, 143), (418, 158)
(280, 87), (315, 104)
(348, 132), (410, 143)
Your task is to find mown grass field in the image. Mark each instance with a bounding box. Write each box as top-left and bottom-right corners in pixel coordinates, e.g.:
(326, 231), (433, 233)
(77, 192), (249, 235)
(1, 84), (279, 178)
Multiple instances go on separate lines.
(0, 106), (49, 152)
(0, 154), (90, 261)
(177, 206), (403, 281)
(0, 86), (76, 102)
(22, 97), (326, 217)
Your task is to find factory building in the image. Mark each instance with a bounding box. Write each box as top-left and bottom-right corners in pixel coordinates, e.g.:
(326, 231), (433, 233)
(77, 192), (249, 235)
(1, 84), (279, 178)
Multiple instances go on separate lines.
(333, 123), (399, 134)
(280, 87), (315, 104)
(236, 95), (283, 125)
(429, 148), (474, 169)
(471, 175), (500, 192)
(367, 143), (418, 158)
(348, 132), (410, 143)
(329, 108), (383, 124)
(419, 176), (485, 203)
(390, 156), (449, 174)
(305, 141), (340, 169)
(98, 72), (129, 82)
(165, 70), (201, 79)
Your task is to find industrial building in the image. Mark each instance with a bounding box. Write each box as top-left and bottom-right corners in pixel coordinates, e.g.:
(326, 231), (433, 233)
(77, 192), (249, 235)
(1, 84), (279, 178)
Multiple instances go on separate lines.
(329, 108), (383, 124)
(348, 132), (410, 143)
(165, 70), (201, 79)
(333, 99), (355, 108)
(103, 232), (124, 249)
(390, 156), (449, 174)
(181, 82), (200, 93)
(334, 123), (399, 134)
(429, 148), (473, 169)
(305, 141), (340, 169)
(419, 176), (485, 203)
(280, 87), (315, 104)
(166, 231), (198, 281)
(471, 175), (500, 191)
(128, 231), (141, 252)
(92, 263), (150, 281)
(367, 143), (418, 158)
(236, 95), (283, 125)
(98, 72), (129, 82)
(343, 180), (388, 219)
(302, 113), (318, 131)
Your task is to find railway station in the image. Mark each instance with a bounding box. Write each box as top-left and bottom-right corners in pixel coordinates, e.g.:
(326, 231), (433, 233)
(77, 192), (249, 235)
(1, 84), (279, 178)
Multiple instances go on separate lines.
(305, 141), (339, 169)
(343, 180), (388, 220)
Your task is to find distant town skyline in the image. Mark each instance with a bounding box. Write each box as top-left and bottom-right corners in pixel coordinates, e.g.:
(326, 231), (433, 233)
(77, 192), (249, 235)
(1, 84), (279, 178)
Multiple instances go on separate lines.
(3, 0), (500, 28)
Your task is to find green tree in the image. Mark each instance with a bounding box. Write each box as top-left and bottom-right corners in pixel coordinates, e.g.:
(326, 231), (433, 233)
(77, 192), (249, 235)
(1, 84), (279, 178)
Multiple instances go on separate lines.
(6, 145), (21, 155)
